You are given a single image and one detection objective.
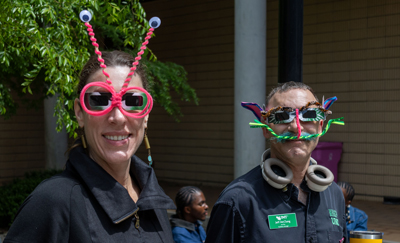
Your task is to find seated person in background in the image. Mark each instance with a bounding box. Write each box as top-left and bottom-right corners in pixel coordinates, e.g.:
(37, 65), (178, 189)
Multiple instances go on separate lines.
(170, 186), (208, 243)
(338, 181), (368, 238)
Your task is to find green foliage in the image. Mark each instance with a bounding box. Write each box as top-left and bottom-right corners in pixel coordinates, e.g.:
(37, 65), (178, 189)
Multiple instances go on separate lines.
(145, 60), (198, 118)
(0, 170), (63, 227)
(0, 0), (198, 137)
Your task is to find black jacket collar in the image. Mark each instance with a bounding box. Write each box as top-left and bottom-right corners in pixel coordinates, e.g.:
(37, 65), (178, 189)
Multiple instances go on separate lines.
(68, 145), (175, 224)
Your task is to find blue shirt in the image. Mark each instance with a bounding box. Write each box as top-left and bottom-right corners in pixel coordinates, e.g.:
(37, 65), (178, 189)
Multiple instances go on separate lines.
(170, 216), (206, 243)
(346, 205), (368, 239)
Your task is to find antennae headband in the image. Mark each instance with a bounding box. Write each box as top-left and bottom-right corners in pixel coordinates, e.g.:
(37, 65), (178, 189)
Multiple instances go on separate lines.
(78, 10), (160, 118)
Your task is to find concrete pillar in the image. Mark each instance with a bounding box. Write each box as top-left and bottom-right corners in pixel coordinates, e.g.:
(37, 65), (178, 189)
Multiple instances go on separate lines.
(234, 0), (266, 178)
(44, 95), (68, 170)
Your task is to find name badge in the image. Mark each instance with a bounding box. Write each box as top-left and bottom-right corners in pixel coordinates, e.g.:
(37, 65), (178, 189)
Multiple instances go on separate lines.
(268, 213), (298, 229)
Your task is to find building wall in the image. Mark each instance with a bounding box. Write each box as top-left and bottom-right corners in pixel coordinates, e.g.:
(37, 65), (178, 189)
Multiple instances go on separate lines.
(3, 0), (394, 199)
(144, 0), (400, 200)
(267, 0), (400, 200)
(0, 93), (45, 185)
(141, 0), (235, 186)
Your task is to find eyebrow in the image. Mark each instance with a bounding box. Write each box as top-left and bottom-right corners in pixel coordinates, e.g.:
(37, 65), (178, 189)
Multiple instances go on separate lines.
(87, 87), (110, 92)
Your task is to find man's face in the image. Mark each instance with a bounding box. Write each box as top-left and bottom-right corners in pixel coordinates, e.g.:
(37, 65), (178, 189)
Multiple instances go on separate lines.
(263, 89), (323, 165)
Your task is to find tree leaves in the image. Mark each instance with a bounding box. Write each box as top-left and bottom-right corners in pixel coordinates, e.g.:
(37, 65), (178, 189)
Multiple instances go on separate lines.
(0, 0), (198, 138)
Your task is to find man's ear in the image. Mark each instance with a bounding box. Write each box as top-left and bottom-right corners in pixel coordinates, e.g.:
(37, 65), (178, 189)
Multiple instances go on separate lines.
(262, 127), (269, 139)
(262, 119), (273, 139)
(74, 98), (85, 127)
(319, 120), (324, 133)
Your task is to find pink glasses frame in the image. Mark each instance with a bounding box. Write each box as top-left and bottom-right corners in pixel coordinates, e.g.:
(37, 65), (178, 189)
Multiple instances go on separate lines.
(80, 82), (153, 118)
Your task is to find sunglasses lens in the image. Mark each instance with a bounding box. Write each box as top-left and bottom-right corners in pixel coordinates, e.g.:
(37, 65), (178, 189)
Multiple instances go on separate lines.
(84, 92), (112, 111)
(124, 94), (143, 106)
(302, 109), (317, 119)
(275, 112), (290, 121)
(121, 92), (148, 112)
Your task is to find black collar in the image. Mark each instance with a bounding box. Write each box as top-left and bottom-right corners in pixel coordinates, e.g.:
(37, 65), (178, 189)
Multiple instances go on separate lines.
(68, 145), (175, 224)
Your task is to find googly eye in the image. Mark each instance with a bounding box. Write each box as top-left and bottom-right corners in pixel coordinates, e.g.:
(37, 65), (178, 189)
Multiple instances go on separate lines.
(79, 10), (92, 23)
(149, 17), (161, 29)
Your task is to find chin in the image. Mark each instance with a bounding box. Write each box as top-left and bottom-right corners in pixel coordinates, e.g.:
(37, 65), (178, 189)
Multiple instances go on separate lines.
(285, 146), (309, 159)
(105, 151), (133, 164)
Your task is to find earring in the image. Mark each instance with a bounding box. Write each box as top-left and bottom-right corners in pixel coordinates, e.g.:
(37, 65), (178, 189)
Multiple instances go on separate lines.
(81, 134), (87, 149)
(144, 128), (153, 167)
(81, 127), (87, 149)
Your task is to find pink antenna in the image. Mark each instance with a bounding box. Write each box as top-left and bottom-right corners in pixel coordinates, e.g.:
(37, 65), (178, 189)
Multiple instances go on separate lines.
(123, 17), (161, 88)
(80, 10), (111, 85)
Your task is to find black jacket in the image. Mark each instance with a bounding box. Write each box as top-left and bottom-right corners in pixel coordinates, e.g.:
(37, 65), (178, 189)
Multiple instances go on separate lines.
(206, 165), (347, 243)
(5, 146), (176, 243)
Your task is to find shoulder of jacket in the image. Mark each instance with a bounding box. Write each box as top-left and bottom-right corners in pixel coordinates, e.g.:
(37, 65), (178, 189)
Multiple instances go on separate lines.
(30, 173), (82, 203)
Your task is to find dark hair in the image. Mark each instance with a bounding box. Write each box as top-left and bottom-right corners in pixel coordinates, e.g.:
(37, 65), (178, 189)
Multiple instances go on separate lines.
(77, 50), (149, 94)
(266, 81), (319, 106)
(338, 181), (355, 201)
(175, 186), (202, 219)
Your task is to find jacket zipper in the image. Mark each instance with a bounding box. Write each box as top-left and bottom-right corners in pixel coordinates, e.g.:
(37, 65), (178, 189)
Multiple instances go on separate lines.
(134, 207), (140, 229)
(114, 207), (140, 225)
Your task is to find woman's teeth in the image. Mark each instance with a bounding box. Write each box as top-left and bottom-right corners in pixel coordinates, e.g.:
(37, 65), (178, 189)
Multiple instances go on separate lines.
(105, 135), (129, 141)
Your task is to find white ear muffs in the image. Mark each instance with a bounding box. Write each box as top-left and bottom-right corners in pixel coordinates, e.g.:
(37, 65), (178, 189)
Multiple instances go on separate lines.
(305, 159), (334, 192)
(260, 149), (293, 189)
(261, 158), (293, 189)
(260, 149), (334, 192)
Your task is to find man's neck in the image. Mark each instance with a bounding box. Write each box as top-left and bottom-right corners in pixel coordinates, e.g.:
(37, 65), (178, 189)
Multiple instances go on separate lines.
(276, 155), (311, 204)
(289, 163), (309, 187)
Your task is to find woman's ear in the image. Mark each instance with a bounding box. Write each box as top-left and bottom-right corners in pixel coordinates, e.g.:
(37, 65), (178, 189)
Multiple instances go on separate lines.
(74, 98), (85, 127)
(184, 206), (191, 215)
(144, 114), (149, 129)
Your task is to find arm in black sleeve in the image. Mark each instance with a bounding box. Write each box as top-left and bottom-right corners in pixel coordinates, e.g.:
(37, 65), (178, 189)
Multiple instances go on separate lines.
(205, 203), (244, 243)
(4, 179), (71, 243)
(342, 210), (349, 243)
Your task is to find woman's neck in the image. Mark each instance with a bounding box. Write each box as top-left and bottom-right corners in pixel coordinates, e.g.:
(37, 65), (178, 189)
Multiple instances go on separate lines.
(90, 154), (141, 202)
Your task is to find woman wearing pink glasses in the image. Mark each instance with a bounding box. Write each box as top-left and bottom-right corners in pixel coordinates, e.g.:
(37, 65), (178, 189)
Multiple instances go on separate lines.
(5, 12), (175, 243)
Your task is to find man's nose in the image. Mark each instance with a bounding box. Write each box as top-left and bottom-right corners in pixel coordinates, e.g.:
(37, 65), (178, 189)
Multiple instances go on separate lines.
(288, 110), (302, 138)
(288, 118), (299, 131)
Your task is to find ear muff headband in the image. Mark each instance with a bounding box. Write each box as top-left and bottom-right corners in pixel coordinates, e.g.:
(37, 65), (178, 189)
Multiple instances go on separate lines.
(260, 149), (334, 192)
(79, 10), (159, 119)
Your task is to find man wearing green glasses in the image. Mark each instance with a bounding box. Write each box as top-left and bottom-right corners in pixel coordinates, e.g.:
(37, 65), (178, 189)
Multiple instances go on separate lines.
(206, 81), (348, 243)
